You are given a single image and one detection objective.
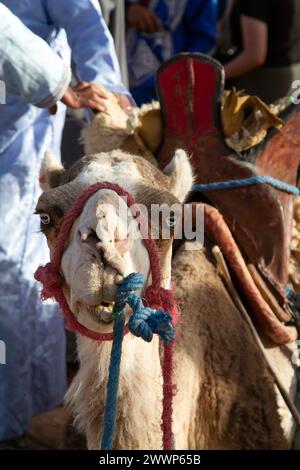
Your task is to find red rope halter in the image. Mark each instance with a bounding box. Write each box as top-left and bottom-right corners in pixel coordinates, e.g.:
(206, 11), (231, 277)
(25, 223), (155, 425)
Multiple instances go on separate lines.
(34, 182), (178, 450)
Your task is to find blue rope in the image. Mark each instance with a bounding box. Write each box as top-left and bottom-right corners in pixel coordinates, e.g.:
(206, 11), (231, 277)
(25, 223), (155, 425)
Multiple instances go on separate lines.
(127, 294), (176, 345)
(193, 176), (300, 196)
(100, 272), (176, 450)
(100, 305), (126, 450)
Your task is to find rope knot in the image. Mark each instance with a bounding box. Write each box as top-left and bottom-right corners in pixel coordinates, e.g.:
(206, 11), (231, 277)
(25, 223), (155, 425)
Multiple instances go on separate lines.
(114, 274), (176, 345)
(34, 263), (62, 300)
(128, 302), (155, 343)
(128, 303), (176, 345)
(127, 291), (176, 345)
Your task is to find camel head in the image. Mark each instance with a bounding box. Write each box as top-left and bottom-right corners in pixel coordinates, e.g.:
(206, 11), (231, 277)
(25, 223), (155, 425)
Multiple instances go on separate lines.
(36, 149), (193, 334)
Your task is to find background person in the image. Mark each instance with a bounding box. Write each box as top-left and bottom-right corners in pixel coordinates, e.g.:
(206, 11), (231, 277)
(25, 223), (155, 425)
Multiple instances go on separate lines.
(223, 0), (300, 103)
(126, 0), (218, 105)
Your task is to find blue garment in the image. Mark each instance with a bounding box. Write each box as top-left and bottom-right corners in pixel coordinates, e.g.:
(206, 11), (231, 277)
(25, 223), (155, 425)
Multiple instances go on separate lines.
(127, 0), (218, 105)
(0, 0), (128, 440)
(0, 3), (71, 107)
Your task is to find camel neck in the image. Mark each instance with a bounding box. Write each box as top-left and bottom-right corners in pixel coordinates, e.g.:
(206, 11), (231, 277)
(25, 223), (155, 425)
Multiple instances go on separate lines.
(73, 334), (163, 449)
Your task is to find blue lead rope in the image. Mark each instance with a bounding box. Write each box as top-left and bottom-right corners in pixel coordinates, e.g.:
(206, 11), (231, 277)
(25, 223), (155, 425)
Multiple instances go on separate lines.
(100, 273), (175, 450)
(193, 176), (300, 196)
(100, 302), (126, 450)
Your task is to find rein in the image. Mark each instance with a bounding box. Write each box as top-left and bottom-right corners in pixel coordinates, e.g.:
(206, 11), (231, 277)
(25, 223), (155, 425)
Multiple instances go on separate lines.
(34, 182), (178, 450)
(193, 175), (300, 196)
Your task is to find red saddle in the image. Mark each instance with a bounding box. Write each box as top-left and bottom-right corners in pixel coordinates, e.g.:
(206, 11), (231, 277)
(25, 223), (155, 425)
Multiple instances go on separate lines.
(156, 53), (300, 306)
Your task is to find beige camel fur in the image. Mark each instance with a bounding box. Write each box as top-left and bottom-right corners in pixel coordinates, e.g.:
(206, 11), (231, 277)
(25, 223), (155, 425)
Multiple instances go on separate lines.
(36, 145), (297, 449)
(81, 84), (161, 165)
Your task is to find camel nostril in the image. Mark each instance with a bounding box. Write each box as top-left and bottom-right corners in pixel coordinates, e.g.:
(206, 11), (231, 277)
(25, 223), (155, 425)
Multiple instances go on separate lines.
(78, 227), (106, 263)
(88, 230), (99, 243)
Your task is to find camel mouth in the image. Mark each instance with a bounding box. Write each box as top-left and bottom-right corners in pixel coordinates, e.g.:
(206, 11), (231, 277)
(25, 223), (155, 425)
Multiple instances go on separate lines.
(94, 302), (115, 323)
(74, 299), (132, 334)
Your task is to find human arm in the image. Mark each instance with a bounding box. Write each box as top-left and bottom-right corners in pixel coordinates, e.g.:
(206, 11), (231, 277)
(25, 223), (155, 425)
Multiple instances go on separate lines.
(0, 3), (109, 112)
(0, 3), (71, 107)
(45, 0), (131, 104)
(224, 15), (268, 79)
(126, 1), (162, 33)
(224, 0), (269, 79)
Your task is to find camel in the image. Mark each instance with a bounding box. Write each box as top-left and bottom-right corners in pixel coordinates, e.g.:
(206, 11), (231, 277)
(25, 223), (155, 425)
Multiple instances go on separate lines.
(35, 138), (298, 449)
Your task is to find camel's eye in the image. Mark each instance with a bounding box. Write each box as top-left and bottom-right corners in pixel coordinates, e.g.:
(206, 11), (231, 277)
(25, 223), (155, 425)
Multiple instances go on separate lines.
(40, 213), (51, 225)
(165, 214), (179, 228)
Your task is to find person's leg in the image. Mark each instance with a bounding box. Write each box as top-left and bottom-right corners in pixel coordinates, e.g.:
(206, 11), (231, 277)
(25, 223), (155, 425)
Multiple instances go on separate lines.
(0, 108), (67, 440)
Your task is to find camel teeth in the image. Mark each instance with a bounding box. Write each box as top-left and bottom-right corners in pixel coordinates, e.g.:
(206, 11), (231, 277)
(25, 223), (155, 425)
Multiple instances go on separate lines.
(94, 303), (114, 322)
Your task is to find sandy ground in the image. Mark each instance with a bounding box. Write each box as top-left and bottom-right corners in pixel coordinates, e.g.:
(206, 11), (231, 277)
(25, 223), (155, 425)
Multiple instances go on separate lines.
(0, 406), (87, 450)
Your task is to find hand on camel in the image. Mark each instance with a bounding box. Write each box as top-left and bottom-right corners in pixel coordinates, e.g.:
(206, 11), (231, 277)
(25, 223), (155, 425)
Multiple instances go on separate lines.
(127, 4), (162, 33)
(114, 93), (133, 115)
(62, 82), (109, 111)
(48, 82), (108, 114)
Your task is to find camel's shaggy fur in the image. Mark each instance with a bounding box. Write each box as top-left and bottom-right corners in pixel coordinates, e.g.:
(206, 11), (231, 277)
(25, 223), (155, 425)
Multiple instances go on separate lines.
(172, 245), (296, 449)
(64, 242), (296, 449)
(81, 85), (161, 165)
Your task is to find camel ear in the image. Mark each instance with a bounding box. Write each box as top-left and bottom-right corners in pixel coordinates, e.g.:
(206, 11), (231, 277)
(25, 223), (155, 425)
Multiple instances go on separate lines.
(40, 150), (65, 191)
(163, 149), (194, 202)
